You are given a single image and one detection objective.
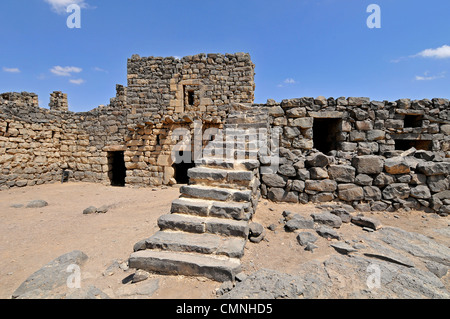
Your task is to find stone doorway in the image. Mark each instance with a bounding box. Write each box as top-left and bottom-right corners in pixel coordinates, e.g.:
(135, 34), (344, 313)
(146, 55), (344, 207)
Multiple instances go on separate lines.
(108, 151), (126, 186)
(313, 118), (342, 154)
(172, 150), (195, 184)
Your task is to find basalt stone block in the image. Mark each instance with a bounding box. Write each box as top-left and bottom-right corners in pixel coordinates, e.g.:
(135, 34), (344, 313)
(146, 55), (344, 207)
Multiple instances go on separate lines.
(305, 153), (329, 168)
(328, 165), (356, 183)
(338, 184), (364, 202)
(373, 173), (395, 187)
(330, 208), (352, 223)
(384, 157), (410, 175)
(427, 175), (450, 193)
(261, 174), (287, 188)
(309, 167), (329, 180)
(305, 180), (337, 192)
(410, 185), (432, 199)
(416, 162), (450, 176)
(351, 215), (382, 230)
(310, 212), (342, 228)
(382, 183), (411, 200)
(278, 164), (297, 177)
(355, 174), (373, 186)
(352, 155), (384, 175)
(363, 186), (382, 201)
(267, 188), (298, 203)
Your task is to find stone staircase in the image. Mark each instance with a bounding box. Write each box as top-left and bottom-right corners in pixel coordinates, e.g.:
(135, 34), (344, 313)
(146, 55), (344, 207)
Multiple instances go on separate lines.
(129, 105), (269, 282)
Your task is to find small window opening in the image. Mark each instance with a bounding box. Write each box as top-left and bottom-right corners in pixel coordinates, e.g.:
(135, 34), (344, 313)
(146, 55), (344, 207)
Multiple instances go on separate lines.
(395, 140), (432, 151)
(107, 151), (126, 186)
(5, 122), (9, 133)
(313, 118), (342, 154)
(404, 115), (423, 128)
(156, 135), (160, 146)
(188, 90), (195, 106)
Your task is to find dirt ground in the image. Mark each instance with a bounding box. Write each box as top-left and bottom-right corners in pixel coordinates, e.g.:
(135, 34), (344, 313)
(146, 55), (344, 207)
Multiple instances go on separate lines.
(0, 182), (448, 299)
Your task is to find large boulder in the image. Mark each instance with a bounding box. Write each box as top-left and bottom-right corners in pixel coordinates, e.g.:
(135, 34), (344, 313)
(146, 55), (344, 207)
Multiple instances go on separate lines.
(12, 251), (89, 299)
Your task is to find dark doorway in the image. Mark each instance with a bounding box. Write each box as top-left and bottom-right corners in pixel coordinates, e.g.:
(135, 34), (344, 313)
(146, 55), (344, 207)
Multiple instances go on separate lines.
(173, 150), (195, 184)
(108, 151), (126, 186)
(395, 140), (432, 151)
(313, 118), (342, 154)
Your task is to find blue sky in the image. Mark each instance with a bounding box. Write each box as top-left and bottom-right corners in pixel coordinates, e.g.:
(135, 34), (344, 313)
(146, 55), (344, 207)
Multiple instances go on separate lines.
(1, 0), (450, 112)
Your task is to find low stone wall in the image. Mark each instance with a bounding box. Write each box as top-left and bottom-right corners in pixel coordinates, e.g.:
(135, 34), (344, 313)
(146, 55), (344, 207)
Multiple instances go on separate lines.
(260, 149), (450, 216)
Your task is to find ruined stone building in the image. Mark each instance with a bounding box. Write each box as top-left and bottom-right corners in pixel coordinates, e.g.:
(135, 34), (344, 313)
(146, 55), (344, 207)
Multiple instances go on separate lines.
(1, 53), (450, 280)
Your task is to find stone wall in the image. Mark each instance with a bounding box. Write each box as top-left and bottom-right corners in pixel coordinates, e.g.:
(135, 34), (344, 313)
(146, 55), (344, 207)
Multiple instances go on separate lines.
(126, 53), (255, 113)
(259, 96), (450, 215)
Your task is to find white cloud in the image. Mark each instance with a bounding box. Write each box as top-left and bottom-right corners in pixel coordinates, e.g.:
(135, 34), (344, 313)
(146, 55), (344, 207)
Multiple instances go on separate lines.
(415, 71), (446, 81)
(93, 67), (108, 73)
(284, 78), (296, 84)
(416, 45), (450, 59)
(277, 78), (296, 88)
(44, 0), (88, 14)
(50, 66), (82, 76)
(3, 67), (20, 73)
(69, 78), (85, 85)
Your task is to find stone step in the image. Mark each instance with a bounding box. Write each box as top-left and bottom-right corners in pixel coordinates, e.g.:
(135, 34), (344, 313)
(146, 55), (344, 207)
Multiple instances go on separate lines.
(157, 213), (250, 238)
(187, 167), (254, 185)
(204, 149), (260, 160)
(142, 230), (246, 258)
(170, 198), (251, 220)
(198, 157), (260, 171)
(180, 185), (252, 202)
(129, 250), (241, 282)
(223, 122), (269, 130)
(207, 141), (260, 151)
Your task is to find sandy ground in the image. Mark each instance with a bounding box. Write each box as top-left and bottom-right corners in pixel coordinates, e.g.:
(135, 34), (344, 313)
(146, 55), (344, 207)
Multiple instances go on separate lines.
(0, 182), (448, 299)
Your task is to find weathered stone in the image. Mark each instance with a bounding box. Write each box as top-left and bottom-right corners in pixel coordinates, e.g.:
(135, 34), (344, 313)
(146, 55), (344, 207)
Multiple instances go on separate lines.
(328, 165), (356, 183)
(26, 200), (49, 208)
(309, 167), (328, 180)
(382, 183), (410, 200)
(352, 155), (384, 174)
(330, 242), (357, 254)
(278, 164), (297, 177)
(384, 157), (410, 174)
(416, 162), (450, 176)
(410, 185), (432, 199)
(305, 180), (337, 192)
(267, 188), (298, 203)
(355, 174), (373, 186)
(83, 206), (97, 215)
(12, 251), (88, 299)
(427, 175), (449, 193)
(351, 215), (382, 230)
(330, 208), (352, 223)
(373, 173), (395, 187)
(338, 184), (364, 201)
(363, 186), (382, 201)
(297, 232), (318, 246)
(310, 212), (342, 228)
(316, 226), (341, 240)
(249, 223), (264, 238)
(285, 214), (315, 231)
(261, 174), (287, 188)
(305, 153), (329, 168)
